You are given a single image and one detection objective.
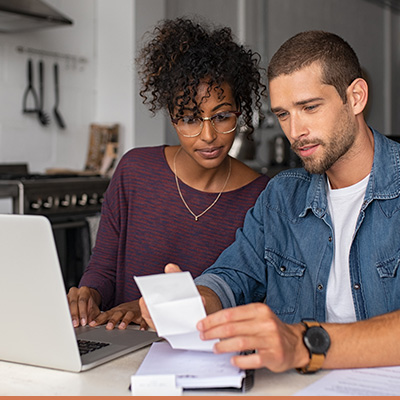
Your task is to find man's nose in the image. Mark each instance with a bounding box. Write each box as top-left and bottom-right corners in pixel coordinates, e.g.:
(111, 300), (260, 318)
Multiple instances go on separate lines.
(288, 116), (307, 141)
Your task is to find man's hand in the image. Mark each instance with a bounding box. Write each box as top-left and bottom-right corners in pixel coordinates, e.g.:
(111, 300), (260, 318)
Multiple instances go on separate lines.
(196, 303), (309, 372)
(89, 300), (147, 330)
(67, 286), (101, 327)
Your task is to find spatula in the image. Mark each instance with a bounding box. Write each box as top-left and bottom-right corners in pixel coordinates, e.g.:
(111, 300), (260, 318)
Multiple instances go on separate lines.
(53, 62), (66, 129)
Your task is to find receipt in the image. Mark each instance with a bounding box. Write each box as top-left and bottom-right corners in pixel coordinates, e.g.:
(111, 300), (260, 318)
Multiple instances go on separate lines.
(134, 272), (218, 351)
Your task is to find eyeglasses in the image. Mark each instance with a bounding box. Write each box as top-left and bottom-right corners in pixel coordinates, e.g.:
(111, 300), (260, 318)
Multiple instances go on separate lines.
(171, 111), (241, 137)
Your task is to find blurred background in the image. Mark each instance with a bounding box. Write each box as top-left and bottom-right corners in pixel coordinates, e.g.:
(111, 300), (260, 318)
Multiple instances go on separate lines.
(0, 0), (398, 286)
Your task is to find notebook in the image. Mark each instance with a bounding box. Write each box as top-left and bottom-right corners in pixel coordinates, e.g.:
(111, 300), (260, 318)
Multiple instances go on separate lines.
(0, 214), (159, 372)
(132, 341), (254, 394)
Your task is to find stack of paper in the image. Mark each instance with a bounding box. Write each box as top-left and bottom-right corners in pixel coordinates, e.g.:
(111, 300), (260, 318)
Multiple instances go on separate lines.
(133, 272), (251, 393)
(135, 341), (245, 389)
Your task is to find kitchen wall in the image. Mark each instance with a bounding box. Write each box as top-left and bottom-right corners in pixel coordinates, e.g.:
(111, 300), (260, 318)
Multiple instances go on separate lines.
(265, 0), (399, 136)
(0, 0), (97, 173)
(164, 0), (400, 171)
(0, 0), (165, 174)
(0, 0), (399, 174)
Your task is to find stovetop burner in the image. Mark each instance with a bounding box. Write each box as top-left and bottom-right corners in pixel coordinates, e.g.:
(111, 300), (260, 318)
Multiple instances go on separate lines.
(0, 164), (110, 217)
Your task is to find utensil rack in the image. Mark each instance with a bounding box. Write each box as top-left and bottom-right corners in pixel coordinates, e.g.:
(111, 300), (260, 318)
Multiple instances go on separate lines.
(16, 46), (88, 65)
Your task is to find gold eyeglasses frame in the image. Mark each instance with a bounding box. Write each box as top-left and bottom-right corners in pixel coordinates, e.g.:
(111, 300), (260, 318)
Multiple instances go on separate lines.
(171, 111), (242, 138)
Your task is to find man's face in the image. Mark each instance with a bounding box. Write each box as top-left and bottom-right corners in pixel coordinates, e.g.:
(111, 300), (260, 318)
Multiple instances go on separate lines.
(269, 62), (356, 175)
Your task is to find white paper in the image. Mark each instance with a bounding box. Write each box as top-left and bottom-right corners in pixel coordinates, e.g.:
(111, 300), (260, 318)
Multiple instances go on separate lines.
(131, 374), (182, 396)
(294, 366), (400, 396)
(135, 341), (245, 389)
(134, 272), (218, 351)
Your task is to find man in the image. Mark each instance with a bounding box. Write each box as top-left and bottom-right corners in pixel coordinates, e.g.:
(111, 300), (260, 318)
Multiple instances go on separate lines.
(141, 31), (400, 373)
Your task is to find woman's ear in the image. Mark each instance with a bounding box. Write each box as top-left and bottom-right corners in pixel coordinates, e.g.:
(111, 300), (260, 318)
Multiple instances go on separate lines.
(346, 78), (368, 116)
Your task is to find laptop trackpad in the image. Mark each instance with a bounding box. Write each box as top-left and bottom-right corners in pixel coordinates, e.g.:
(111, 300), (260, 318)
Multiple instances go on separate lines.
(75, 324), (158, 343)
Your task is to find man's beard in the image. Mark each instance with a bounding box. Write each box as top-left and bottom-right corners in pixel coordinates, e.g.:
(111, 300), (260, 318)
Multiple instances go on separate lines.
(291, 110), (356, 175)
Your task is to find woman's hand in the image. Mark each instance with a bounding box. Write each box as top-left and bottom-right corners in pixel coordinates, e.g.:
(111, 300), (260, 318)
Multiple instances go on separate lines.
(89, 299), (147, 330)
(67, 286), (101, 327)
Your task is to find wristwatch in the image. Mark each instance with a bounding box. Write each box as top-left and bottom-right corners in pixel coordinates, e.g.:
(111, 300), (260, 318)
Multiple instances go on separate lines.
(296, 320), (331, 374)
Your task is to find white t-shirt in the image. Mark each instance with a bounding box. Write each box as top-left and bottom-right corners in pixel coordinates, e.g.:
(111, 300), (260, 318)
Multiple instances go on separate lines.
(325, 174), (369, 323)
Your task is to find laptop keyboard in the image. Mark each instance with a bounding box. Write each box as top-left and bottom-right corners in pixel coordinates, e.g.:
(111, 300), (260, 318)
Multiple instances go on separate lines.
(78, 339), (110, 356)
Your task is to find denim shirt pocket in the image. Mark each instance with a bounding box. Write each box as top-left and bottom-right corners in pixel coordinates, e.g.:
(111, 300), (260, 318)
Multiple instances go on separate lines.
(376, 252), (400, 310)
(264, 248), (306, 316)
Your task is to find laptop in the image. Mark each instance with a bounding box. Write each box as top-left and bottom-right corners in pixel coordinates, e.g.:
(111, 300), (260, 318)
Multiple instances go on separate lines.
(0, 214), (159, 372)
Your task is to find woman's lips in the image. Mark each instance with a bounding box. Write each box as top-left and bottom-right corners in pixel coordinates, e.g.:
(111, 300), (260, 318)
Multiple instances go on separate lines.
(196, 147), (223, 159)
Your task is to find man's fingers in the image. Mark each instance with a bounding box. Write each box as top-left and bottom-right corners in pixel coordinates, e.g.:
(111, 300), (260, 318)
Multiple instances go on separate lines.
(213, 333), (269, 354)
(164, 263), (182, 273)
(198, 303), (271, 331)
(230, 352), (264, 370)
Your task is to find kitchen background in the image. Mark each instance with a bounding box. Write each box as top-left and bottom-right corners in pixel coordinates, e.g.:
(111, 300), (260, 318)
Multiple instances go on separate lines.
(0, 0), (399, 287)
(0, 0), (399, 174)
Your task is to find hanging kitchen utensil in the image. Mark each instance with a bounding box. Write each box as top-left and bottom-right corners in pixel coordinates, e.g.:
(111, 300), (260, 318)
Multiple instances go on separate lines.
(22, 58), (40, 115)
(53, 62), (66, 129)
(37, 60), (50, 126)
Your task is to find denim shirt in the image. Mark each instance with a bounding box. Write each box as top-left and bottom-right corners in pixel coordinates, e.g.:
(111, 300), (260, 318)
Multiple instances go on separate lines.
(195, 129), (400, 324)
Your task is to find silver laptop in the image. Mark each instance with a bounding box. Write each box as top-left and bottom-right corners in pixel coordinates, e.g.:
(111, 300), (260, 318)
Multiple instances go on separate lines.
(0, 214), (159, 372)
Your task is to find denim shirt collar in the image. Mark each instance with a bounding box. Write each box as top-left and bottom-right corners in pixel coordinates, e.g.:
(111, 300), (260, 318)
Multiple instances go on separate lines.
(300, 128), (400, 219)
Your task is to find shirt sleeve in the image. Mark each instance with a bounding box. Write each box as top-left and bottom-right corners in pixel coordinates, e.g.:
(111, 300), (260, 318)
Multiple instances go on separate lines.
(78, 159), (124, 309)
(195, 189), (268, 307)
(194, 273), (237, 309)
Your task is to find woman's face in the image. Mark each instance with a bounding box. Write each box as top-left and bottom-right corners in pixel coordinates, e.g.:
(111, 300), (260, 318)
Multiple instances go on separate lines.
(172, 81), (239, 171)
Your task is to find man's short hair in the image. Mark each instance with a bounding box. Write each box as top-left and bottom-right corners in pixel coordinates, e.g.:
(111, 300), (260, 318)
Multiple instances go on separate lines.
(267, 31), (362, 103)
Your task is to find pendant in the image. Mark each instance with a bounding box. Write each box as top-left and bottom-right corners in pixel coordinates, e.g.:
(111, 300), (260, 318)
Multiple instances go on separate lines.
(194, 216), (199, 221)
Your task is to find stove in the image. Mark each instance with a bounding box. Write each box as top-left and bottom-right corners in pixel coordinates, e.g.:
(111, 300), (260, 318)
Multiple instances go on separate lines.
(0, 164), (110, 218)
(0, 164), (110, 289)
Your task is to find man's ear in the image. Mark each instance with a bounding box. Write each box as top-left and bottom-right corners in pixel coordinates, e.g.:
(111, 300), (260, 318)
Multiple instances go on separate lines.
(346, 78), (368, 116)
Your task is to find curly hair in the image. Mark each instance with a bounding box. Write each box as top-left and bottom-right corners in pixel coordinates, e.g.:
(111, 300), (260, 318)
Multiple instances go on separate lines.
(136, 17), (266, 136)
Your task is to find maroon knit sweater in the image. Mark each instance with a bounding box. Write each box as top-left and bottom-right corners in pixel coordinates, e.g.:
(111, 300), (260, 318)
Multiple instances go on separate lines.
(79, 146), (269, 309)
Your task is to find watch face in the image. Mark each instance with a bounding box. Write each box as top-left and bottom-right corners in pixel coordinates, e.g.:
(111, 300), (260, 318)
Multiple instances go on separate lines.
(304, 326), (331, 354)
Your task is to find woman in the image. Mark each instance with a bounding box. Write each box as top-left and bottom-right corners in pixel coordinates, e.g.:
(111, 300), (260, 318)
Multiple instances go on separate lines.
(68, 17), (269, 329)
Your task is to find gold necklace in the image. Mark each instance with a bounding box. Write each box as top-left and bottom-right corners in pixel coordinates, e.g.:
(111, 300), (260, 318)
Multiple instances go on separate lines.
(173, 147), (231, 221)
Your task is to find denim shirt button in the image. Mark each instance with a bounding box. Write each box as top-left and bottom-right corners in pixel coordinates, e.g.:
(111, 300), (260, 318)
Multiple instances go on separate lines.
(317, 284), (324, 290)
(328, 236), (333, 242)
(280, 266), (286, 272)
(354, 283), (361, 290)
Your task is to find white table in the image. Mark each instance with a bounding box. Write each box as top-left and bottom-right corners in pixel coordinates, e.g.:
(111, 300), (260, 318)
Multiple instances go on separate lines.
(0, 344), (328, 396)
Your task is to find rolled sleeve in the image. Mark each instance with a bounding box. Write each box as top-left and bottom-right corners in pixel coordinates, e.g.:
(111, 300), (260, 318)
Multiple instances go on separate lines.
(194, 273), (236, 309)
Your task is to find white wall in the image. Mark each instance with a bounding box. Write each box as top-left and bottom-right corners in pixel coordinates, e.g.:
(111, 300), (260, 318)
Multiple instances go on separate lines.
(0, 0), (97, 173)
(95, 0), (135, 152)
(0, 0), (168, 173)
(132, 0), (166, 149)
(95, 0), (166, 153)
